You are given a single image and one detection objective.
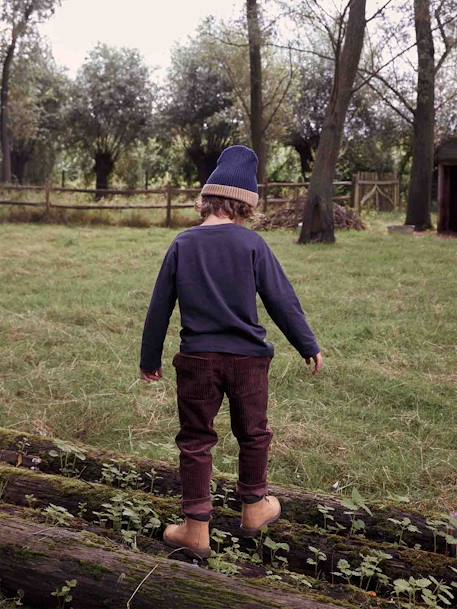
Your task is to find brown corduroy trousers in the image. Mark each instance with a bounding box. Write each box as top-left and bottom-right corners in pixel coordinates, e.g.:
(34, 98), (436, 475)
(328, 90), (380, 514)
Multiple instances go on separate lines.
(172, 351), (273, 517)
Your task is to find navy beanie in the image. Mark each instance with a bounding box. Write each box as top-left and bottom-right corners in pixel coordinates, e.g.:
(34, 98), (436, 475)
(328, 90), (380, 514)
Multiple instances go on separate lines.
(199, 145), (259, 208)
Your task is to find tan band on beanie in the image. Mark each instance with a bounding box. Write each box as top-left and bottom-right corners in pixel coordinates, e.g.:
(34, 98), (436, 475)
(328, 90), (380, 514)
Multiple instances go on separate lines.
(199, 183), (259, 208)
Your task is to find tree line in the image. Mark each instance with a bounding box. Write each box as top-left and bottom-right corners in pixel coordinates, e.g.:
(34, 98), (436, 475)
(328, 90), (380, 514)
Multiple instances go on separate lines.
(1, 0), (456, 242)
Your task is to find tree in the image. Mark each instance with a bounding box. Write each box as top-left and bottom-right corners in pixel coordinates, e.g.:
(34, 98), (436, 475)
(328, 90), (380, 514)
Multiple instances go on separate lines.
(67, 44), (154, 196)
(0, 0), (58, 182)
(357, 0), (457, 230)
(297, 0), (367, 244)
(246, 0), (266, 183)
(405, 0), (457, 229)
(8, 39), (68, 183)
(160, 35), (238, 186)
(203, 9), (293, 184)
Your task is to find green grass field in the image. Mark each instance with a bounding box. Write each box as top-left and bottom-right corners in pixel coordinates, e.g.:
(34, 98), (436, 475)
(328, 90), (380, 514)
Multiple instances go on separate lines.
(1, 215), (456, 513)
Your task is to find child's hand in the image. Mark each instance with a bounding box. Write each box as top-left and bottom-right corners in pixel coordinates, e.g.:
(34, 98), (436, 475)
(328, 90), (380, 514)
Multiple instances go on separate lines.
(140, 368), (163, 382)
(305, 352), (324, 375)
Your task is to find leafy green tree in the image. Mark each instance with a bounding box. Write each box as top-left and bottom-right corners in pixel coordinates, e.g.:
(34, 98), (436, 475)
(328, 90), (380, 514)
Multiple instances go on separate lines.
(160, 35), (238, 186)
(8, 39), (69, 183)
(1, 0), (59, 182)
(67, 43), (155, 196)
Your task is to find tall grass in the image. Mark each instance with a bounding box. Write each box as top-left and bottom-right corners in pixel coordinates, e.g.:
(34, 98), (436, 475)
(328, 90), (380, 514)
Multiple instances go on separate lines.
(1, 213), (456, 512)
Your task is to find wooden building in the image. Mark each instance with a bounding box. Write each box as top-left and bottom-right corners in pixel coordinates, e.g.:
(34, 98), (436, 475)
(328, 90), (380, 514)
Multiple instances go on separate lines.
(437, 137), (457, 234)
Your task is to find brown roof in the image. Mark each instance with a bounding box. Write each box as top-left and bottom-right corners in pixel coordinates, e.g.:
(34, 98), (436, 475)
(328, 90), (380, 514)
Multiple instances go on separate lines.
(436, 137), (457, 162)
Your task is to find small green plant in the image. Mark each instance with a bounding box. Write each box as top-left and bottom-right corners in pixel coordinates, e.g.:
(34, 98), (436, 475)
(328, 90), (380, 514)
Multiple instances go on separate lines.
(51, 579), (77, 609)
(286, 571), (313, 589)
(16, 438), (30, 456)
(340, 488), (371, 536)
(100, 460), (143, 490)
(207, 533), (243, 575)
(333, 550), (392, 591)
(43, 504), (75, 527)
(249, 526), (268, 564)
(425, 515), (457, 556)
(92, 493), (161, 540)
(120, 529), (138, 551)
(144, 467), (162, 493)
(263, 536), (290, 569)
(388, 517), (420, 547)
(48, 440), (87, 478)
(316, 504), (346, 533)
(25, 494), (37, 508)
(393, 576), (454, 609)
(306, 545), (327, 578)
(210, 528), (230, 554)
(77, 502), (87, 518)
(0, 588), (24, 607)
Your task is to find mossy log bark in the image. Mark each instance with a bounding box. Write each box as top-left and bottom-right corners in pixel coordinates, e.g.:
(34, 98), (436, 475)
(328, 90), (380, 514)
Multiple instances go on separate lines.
(0, 463), (456, 599)
(0, 427), (451, 553)
(0, 503), (385, 609)
(0, 512), (348, 609)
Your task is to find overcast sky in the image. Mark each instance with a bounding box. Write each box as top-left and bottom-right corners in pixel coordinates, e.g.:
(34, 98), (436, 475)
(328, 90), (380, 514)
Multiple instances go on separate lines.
(38, 0), (395, 78)
(38, 0), (243, 77)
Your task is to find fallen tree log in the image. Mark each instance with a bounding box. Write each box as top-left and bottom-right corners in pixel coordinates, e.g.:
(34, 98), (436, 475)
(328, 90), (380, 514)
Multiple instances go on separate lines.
(0, 427), (453, 554)
(0, 463), (456, 601)
(0, 503), (392, 609)
(0, 512), (352, 609)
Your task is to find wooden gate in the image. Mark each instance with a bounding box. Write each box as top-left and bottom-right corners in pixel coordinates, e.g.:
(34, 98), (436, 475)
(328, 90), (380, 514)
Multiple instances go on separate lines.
(352, 172), (400, 212)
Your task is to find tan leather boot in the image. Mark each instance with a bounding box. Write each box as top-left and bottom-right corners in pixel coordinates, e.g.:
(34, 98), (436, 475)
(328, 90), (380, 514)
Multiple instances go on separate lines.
(163, 518), (211, 559)
(240, 495), (281, 537)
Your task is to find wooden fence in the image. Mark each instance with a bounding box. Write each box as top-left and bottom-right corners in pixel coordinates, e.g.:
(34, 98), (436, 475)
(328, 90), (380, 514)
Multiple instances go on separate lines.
(0, 175), (400, 227)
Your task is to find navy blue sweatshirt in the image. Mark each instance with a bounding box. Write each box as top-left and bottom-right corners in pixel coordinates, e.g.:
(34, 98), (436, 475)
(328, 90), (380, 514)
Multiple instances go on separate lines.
(140, 223), (320, 372)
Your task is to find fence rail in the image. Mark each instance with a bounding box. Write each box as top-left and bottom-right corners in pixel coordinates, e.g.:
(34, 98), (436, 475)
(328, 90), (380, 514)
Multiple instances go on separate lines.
(0, 175), (400, 227)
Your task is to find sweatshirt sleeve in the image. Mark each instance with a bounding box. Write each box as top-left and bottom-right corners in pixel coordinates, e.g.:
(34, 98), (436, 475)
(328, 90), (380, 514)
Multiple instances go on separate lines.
(254, 239), (320, 358)
(140, 241), (178, 372)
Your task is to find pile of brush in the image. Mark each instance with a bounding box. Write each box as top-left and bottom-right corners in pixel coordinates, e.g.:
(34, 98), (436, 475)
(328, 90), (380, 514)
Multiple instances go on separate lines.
(251, 199), (365, 231)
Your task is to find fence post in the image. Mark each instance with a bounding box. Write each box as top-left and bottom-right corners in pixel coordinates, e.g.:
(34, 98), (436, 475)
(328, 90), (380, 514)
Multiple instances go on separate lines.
(353, 173), (360, 214)
(166, 183), (172, 227)
(262, 180), (268, 212)
(45, 182), (51, 216)
(145, 171), (149, 191)
(394, 175), (400, 210)
(61, 170), (65, 188)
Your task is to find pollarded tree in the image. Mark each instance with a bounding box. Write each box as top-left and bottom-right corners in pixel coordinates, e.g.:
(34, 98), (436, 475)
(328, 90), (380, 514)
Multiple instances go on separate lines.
(8, 39), (69, 183)
(160, 35), (239, 186)
(0, 0), (59, 182)
(67, 43), (155, 196)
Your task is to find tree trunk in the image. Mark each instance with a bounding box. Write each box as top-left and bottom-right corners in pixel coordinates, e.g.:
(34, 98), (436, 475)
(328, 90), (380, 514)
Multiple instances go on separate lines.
(11, 148), (32, 184)
(290, 133), (320, 181)
(0, 511), (344, 609)
(188, 144), (220, 186)
(246, 0), (266, 184)
(1, 40), (16, 183)
(0, 427), (452, 554)
(298, 0), (367, 244)
(405, 0), (435, 231)
(94, 152), (115, 199)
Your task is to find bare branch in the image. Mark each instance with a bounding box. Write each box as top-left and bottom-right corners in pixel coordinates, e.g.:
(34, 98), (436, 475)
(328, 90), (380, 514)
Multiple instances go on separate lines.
(266, 41), (333, 62)
(365, 81), (414, 124)
(263, 49), (295, 132)
(366, 0), (394, 24)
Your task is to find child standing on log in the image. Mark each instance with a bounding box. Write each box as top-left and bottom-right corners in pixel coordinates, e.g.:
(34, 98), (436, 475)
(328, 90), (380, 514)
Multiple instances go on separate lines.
(140, 145), (323, 558)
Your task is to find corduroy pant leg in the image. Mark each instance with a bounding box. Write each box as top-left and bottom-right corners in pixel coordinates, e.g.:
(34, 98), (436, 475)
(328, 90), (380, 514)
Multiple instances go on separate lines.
(225, 355), (273, 500)
(172, 352), (224, 518)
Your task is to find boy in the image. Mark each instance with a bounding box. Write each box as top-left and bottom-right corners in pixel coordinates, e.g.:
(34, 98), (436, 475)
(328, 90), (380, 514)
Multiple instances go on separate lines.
(140, 145), (323, 558)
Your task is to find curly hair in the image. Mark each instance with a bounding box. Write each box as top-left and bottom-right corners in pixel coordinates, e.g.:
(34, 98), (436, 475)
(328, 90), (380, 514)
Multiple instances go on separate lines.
(195, 194), (255, 221)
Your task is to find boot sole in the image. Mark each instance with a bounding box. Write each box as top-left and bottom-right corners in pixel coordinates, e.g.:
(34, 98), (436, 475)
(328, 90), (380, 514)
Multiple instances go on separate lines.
(162, 530), (212, 559)
(239, 509), (281, 538)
